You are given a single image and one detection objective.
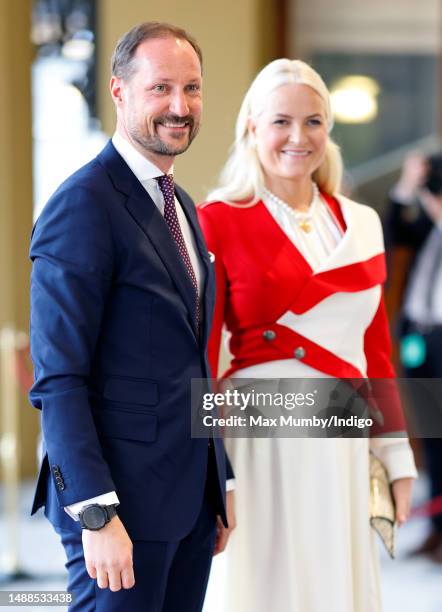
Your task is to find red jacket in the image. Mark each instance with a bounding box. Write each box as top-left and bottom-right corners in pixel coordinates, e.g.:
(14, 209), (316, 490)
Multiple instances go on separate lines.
(198, 193), (406, 435)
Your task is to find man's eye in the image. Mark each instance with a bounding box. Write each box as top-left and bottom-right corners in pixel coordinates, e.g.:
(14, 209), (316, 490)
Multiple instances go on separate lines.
(187, 84), (201, 92)
(153, 84), (167, 92)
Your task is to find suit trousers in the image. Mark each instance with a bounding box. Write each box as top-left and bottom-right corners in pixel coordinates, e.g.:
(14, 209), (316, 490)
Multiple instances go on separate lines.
(55, 481), (217, 612)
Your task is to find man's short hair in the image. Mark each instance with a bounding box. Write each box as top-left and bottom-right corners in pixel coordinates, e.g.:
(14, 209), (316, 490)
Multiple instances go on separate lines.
(111, 21), (203, 80)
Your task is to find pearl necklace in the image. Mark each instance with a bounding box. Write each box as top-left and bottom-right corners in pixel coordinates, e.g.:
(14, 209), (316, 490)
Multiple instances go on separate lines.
(263, 183), (320, 233)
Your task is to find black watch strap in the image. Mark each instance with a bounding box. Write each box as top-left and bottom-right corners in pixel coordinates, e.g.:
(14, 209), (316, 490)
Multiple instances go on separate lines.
(104, 504), (118, 522)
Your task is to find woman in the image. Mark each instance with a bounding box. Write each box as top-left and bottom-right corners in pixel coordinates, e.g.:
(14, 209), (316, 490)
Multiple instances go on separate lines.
(198, 60), (417, 612)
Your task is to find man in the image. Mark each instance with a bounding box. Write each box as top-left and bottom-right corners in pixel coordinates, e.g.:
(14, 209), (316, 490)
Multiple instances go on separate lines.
(385, 150), (442, 561)
(29, 22), (235, 611)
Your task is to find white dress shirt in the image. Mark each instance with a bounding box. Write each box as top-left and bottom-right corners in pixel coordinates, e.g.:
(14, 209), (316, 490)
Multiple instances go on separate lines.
(112, 131), (204, 294)
(403, 224), (442, 326)
(65, 133), (220, 520)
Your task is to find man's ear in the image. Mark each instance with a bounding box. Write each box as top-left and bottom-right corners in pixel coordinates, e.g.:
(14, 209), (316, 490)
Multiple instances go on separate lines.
(110, 76), (124, 106)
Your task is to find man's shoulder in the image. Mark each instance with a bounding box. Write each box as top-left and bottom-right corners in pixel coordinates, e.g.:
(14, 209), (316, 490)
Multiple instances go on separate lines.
(52, 155), (112, 201)
(32, 154), (119, 247)
(36, 149), (121, 226)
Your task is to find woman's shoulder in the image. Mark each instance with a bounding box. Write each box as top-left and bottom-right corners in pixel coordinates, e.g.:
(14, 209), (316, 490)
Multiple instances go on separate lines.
(332, 193), (383, 227)
(333, 193), (380, 217)
(197, 198), (261, 219)
(197, 199), (230, 214)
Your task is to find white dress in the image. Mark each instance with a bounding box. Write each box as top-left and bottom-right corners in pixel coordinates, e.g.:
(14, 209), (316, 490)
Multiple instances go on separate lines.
(215, 191), (416, 612)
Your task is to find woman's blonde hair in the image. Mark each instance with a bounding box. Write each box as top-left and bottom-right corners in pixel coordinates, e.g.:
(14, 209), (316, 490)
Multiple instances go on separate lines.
(207, 59), (343, 205)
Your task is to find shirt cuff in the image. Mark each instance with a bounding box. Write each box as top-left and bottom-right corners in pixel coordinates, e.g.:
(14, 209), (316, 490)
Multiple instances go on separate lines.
(370, 438), (418, 482)
(64, 491), (120, 521)
(226, 478), (236, 492)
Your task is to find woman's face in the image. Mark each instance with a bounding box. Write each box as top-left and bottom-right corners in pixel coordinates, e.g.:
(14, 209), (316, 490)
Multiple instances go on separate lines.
(249, 83), (328, 185)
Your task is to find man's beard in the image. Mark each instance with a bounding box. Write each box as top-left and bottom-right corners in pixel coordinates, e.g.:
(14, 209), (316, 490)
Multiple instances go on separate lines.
(130, 113), (199, 156)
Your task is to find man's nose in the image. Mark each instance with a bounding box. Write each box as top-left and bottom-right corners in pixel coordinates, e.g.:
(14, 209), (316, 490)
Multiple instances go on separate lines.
(169, 91), (190, 116)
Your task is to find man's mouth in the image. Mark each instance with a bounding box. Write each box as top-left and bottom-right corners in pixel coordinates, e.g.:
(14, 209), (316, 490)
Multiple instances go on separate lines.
(155, 116), (193, 132)
(160, 121), (189, 129)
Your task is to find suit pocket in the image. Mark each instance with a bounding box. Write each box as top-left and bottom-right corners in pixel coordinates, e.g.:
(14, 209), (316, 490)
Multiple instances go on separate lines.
(103, 376), (159, 406)
(94, 406), (157, 442)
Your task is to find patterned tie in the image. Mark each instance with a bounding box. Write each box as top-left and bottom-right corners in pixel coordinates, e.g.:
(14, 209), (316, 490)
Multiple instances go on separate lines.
(156, 174), (200, 333)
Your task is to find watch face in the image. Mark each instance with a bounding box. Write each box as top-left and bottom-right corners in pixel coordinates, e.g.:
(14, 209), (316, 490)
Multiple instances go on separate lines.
(83, 506), (106, 530)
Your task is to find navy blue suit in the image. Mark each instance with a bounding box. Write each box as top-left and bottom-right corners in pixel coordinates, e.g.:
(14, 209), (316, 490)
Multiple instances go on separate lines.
(29, 141), (231, 610)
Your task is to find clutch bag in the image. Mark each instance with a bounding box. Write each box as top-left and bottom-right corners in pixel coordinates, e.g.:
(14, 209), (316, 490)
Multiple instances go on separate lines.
(369, 451), (396, 558)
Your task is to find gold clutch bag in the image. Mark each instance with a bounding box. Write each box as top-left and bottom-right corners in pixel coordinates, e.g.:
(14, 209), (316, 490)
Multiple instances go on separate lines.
(369, 451), (396, 558)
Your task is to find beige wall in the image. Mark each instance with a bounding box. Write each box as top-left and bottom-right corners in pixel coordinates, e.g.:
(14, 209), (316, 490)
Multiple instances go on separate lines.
(290, 0), (441, 56)
(0, 0), (38, 478)
(97, 0), (277, 202)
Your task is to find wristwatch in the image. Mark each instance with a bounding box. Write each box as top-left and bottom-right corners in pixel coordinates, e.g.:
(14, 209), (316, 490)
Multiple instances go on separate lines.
(78, 503), (118, 531)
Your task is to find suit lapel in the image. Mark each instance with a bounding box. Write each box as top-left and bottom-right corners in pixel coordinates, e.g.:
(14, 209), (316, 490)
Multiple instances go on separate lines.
(175, 186), (215, 344)
(97, 141), (202, 340)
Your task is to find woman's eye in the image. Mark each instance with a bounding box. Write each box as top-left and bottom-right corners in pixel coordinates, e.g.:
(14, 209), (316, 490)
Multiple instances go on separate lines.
(273, 119), (288, 126)
(307, 118), (322, 126)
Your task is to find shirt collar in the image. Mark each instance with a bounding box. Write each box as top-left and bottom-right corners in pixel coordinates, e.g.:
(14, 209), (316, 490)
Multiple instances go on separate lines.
(112, 131), (174, 183)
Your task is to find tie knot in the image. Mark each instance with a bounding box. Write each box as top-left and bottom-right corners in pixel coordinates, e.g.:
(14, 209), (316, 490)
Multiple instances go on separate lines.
(157, 174), (174, 195)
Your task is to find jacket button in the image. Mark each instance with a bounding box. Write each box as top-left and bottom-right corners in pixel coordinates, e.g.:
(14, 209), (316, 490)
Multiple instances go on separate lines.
(294, 346), (306, 360)
(263, 330), (276, 341)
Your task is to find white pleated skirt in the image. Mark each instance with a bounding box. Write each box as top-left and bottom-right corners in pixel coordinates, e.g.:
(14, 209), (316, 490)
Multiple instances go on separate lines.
(211, 362), (383, 612)
(221, 436), (381, 612)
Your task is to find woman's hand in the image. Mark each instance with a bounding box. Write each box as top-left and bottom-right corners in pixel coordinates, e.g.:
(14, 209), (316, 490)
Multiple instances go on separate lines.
(391, 477), (414, 526)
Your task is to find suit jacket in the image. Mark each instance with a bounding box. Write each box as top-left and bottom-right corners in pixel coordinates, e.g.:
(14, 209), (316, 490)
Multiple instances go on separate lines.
(384, 195), (433, 253)
(383, 194), (434, 336)
(29, 140), (230, 541)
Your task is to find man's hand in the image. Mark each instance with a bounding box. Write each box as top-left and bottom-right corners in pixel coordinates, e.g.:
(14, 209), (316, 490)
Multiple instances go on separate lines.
(419, 189), (442, 225)
(213, 490), (236, 556)
(395, 152), (428, 202)
(82, 515), (135, 591)
(392, 477), (414, 527)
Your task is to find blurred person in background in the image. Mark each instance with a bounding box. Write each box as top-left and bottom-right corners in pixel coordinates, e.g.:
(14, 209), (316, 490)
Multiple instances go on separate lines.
(385, 151), (442, 562)
(198, 59), (417, 612)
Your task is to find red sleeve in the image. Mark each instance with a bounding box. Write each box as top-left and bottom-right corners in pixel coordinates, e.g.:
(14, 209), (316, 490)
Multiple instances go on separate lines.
(364, 288), (406, 434)
(197, 205), (227, 379)
(364, 288), (396, 378)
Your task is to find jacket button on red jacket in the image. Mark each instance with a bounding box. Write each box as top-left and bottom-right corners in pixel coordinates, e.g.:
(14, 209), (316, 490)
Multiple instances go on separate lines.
(294, 346), (306, 360)
(263, 330), (276, 341)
